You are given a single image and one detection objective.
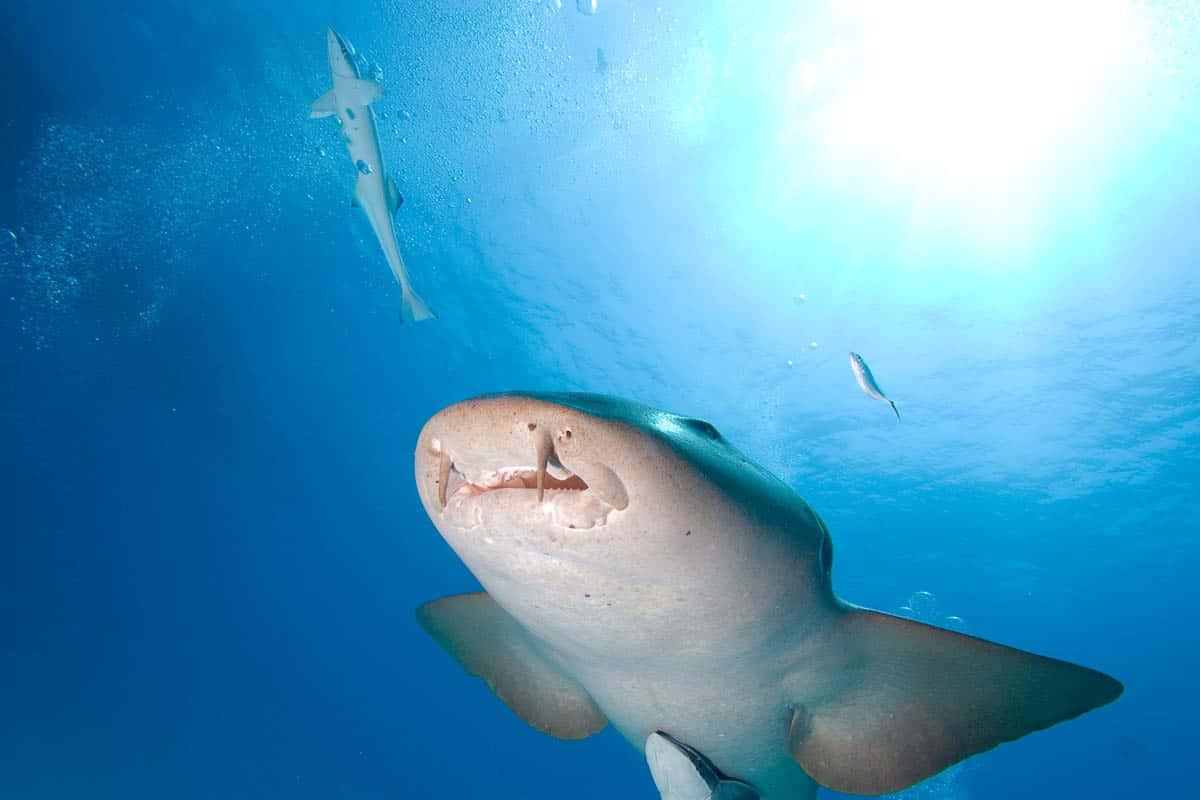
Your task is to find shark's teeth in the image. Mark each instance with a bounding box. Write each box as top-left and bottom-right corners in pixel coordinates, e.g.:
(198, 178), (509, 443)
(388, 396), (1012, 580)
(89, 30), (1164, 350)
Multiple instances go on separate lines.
(457, 467), (585, 493)
(439, 461), (616, 530)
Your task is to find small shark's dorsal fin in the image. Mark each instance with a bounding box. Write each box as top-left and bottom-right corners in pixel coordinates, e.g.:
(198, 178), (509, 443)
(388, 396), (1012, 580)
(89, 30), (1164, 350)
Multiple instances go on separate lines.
(345, 77), (383, 106)
(417, 592), (608, 739)
(309, 89), (337, 119)
(384, 173), (403, 216)
(786, 609), (1123, 794)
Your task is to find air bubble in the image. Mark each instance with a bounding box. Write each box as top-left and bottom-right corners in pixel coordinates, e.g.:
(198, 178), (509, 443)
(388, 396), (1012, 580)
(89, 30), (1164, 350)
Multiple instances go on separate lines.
(898, 594), (968, 631)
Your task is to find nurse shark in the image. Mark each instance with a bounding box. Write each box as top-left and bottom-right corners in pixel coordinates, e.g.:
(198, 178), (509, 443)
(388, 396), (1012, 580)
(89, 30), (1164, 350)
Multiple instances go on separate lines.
(311, 28), (435, 323)
(414, 393), (1121, 797)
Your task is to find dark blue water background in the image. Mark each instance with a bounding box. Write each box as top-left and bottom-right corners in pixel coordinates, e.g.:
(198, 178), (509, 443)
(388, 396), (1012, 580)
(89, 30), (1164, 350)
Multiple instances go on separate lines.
(2, 1), (1197, 798)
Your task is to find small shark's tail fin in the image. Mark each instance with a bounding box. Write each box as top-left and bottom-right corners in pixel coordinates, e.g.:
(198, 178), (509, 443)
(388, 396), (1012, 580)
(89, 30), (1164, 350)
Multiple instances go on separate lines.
(889, 400), (900, 421)
(399, 289), (437, 324)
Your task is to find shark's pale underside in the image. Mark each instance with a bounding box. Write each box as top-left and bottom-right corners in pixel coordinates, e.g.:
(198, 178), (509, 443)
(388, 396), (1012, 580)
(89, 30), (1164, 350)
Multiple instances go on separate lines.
(414, 393), (1121, 797)
(311, 28), (435, 323)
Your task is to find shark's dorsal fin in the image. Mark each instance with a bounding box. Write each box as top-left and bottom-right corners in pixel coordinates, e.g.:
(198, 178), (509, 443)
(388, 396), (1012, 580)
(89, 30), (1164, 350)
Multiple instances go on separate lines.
(384, 173), (403, 216)
(417, 592), (608, 740)
(309, 89), (337, 119)
(787, 608), (1123, 795)
(345, 77), (383, 106)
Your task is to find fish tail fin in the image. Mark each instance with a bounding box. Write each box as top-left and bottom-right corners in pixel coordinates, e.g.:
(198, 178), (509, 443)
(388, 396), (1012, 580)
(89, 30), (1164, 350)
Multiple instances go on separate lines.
(890, 400), (900, 421)
(399, 289), (437, 324)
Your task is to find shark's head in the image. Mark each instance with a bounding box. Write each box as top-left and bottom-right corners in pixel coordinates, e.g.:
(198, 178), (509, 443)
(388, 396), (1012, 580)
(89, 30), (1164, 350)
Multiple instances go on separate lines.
(326, 27), (361, 80)
(414, 393), (837, 655)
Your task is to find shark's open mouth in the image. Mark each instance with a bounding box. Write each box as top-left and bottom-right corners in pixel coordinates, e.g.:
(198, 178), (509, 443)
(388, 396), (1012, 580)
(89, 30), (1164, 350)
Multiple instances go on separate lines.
(443, 464), (589, 502)
(430, 440), (626, 531)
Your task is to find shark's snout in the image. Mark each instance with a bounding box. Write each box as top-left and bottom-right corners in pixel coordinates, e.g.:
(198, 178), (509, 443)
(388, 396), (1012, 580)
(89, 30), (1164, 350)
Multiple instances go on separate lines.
(416, 395), (630, 532)
(325, 27), (359, 79)
(326, 27), (353, 57)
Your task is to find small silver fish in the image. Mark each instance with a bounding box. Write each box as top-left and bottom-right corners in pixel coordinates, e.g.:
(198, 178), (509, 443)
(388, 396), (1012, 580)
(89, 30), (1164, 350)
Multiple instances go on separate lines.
(849, 352), (900, 421)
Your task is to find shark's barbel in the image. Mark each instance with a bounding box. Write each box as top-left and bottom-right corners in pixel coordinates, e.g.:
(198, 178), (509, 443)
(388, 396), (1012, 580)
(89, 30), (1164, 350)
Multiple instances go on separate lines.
(311, 28), (435, 323)
(414, 393), (1121, 797)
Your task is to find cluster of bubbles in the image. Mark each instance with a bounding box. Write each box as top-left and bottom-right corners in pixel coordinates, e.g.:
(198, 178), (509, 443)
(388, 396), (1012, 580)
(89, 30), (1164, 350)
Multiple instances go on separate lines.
(351, 48), (384, 83)
(1, 116), (236, 349)
(897, 590), (966, 629)
(535, 0), (600, 14)
(1, 59), (335, 352)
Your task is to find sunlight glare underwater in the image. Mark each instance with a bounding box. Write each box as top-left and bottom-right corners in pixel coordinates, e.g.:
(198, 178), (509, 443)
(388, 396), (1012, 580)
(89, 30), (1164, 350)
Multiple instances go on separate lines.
(777, 0), (1147, 256)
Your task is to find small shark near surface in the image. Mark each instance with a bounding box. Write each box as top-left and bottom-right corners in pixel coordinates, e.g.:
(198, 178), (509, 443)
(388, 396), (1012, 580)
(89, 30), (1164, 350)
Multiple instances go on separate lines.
(311, 28), (435, 323)
(414, 393), (1121, 798)
(849, 351), (900, 421)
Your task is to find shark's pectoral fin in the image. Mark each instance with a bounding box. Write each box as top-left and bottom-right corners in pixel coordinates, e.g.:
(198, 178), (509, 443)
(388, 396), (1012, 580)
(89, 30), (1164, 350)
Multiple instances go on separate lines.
(787, 608), (1122, 795)
(384, 174), (403, 216)
(309, 89), (337, 119)
(416, 592), (608, 740)
(345, 77), (384, 106)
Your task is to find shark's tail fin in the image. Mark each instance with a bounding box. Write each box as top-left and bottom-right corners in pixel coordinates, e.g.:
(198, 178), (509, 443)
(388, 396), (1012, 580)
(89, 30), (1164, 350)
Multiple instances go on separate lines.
(889, 399), (900, 421)
(399, 289), (437, 324)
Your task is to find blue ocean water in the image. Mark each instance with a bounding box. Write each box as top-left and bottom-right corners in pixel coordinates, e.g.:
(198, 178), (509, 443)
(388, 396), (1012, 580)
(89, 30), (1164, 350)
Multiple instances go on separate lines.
(2, 0), (1197, 797)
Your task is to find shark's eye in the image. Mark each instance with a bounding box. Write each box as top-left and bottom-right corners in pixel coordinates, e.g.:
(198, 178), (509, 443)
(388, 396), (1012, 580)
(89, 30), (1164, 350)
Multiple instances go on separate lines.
(680, 417), (721, 440)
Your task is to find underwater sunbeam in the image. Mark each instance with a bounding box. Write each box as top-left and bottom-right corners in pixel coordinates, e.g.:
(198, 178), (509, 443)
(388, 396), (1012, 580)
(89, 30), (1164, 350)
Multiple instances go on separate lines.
(776, 0), (1146, 241)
